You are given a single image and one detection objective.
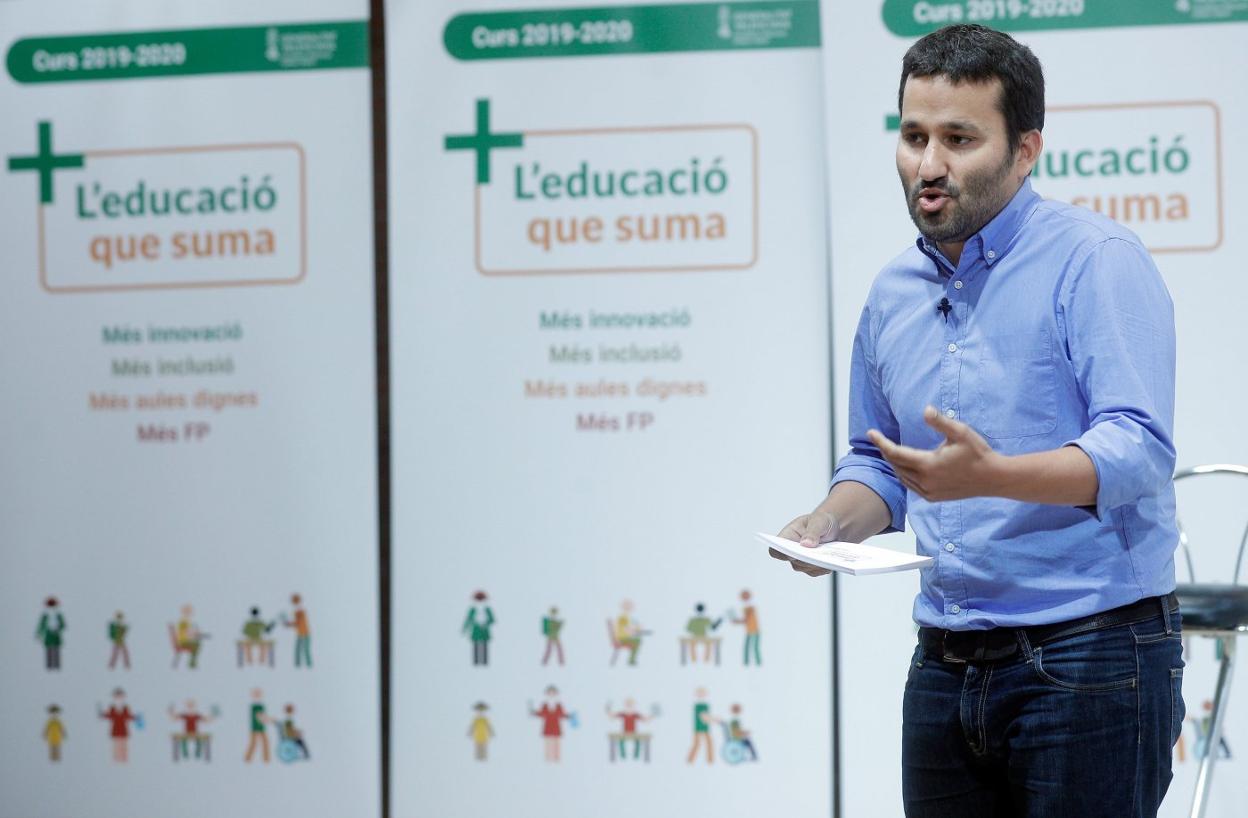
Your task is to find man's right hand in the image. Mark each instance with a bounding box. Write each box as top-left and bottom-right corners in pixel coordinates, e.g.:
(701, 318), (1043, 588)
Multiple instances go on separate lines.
(770, 511), (839, 577)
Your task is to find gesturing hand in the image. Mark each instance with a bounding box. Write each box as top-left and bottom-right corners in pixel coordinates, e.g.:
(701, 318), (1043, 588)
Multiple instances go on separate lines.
(866, 405), (1004, 502)
(770, 510), (838, 577)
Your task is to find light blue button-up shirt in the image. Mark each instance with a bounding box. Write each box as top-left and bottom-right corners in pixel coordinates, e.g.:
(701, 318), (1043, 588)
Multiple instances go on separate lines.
(832, 179), (1178, 629)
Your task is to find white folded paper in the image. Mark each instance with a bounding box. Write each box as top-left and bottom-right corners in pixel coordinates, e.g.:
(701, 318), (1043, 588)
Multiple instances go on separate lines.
(756, 532), (933, 576)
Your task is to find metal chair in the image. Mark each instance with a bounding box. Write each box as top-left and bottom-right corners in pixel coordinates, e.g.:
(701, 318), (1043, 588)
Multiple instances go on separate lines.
(1173, 464), (1248, 818)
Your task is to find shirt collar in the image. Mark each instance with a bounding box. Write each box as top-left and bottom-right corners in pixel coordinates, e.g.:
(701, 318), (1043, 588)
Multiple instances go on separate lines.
(915, 177), (1041, 270)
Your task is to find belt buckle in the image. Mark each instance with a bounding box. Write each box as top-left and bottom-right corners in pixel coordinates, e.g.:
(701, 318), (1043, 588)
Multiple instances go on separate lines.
(943, 630), (1017, 663)
(941, 632), (968, 664)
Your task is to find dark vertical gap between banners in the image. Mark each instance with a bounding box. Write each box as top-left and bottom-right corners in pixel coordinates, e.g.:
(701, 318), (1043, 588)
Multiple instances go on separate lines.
(368, 2), (391, 817)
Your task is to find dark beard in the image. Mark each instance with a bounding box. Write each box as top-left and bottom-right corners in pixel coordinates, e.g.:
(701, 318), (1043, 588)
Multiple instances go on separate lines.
(902, 150), (1016, 244)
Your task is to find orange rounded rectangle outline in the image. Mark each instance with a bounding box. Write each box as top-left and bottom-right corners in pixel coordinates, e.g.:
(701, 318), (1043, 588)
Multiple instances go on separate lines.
(39, 142), (307, 294)
(474, 123), (759, 276)
(1045, 100), (1223, 255)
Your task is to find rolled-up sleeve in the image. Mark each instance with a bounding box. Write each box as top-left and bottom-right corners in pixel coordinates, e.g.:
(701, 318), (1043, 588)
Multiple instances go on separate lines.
(1060, 237), (1176, 520)
(831, 301), (907, 533)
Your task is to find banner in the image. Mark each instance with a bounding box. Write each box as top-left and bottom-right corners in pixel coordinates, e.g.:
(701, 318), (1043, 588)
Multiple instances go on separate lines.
(822, 6), (1248, 816)
(387, 1), (833, 815)
(0, 3), (380, 817)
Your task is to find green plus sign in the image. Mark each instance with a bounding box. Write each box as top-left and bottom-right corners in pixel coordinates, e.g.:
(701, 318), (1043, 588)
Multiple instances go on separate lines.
(444, 99), (523, 185)
(8, 121), (84, 205)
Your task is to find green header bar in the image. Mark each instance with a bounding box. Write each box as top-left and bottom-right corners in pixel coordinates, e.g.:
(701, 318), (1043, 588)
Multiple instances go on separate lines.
(6, 21), (368, 84)
(444, 1), (820, 61)
(882, 0), (1248, 36)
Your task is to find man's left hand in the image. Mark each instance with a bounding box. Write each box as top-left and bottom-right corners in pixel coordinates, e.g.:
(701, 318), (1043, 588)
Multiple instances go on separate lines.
(866, 406), (1004, 502)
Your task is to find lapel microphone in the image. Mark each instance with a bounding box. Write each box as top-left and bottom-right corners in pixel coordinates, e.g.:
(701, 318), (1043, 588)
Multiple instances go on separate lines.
(937, 297), (952, 322)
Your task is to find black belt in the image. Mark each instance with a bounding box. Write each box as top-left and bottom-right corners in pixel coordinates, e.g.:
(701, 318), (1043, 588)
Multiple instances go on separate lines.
(918, 592), (1180, 663)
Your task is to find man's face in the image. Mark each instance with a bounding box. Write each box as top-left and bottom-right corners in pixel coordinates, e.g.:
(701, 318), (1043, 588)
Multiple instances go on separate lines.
(896, 75), (1021, 245)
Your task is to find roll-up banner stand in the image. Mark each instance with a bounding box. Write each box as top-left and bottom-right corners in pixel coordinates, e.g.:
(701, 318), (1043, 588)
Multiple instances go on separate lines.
(0, 3), (381, 816)
(387, 1), (835, 815)
(822, 4), (1248, 816)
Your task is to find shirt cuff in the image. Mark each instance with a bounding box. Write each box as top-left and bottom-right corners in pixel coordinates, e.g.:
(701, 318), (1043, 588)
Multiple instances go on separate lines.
(830, 461), (907, 534)
(1063, 440), (1107, 521)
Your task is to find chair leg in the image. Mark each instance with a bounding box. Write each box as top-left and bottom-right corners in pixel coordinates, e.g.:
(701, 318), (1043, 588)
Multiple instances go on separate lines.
(1191, 636), (1236, 818)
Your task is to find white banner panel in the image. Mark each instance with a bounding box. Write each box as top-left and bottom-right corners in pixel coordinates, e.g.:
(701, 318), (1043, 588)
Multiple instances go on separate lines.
(0, 3), (380, 817)
(821, 5), (1248, 816)
(388, 1), (833, 816)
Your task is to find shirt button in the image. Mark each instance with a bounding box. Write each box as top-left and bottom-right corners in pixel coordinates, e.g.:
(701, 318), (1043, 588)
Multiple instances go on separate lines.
(951, 604), (962, 614)
(954, 280), (964, 290)
(986, 250), (997, 260)
(944, 408), (956, 418)
(945, 542), (955, 552)
(947, 343), (958, 353)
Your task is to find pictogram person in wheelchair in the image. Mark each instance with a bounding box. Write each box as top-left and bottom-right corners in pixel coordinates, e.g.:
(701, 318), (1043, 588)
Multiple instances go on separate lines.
(274, 703), (310, 763)
(718, 703), (758, 764)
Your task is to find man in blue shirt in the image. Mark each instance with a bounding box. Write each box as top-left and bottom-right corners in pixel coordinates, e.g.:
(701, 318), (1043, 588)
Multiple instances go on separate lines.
(775, 24), (1182, 817)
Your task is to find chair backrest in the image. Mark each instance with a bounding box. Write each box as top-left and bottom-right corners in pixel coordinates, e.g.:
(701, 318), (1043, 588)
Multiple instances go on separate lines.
(606, 619), (622, 647)
(168, 622), (178, 649)
(1173, 464), (1248, 586)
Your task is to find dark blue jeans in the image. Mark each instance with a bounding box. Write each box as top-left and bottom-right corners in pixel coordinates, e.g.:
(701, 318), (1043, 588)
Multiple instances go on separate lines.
(902, 608), (1184, 817)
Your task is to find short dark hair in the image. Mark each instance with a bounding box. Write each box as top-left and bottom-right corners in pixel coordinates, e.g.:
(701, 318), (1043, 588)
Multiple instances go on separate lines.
(899, 24), (1045, 152)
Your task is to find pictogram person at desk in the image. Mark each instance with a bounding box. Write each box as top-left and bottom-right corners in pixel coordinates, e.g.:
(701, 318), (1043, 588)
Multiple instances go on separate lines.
(173, 604), (207, 669)
(606, 697), (655, 762)
(613, 599), (649, 666)
(240, 607), (276, 666)
(169, 699), (216, 762)
(684, 603), (722, 664)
